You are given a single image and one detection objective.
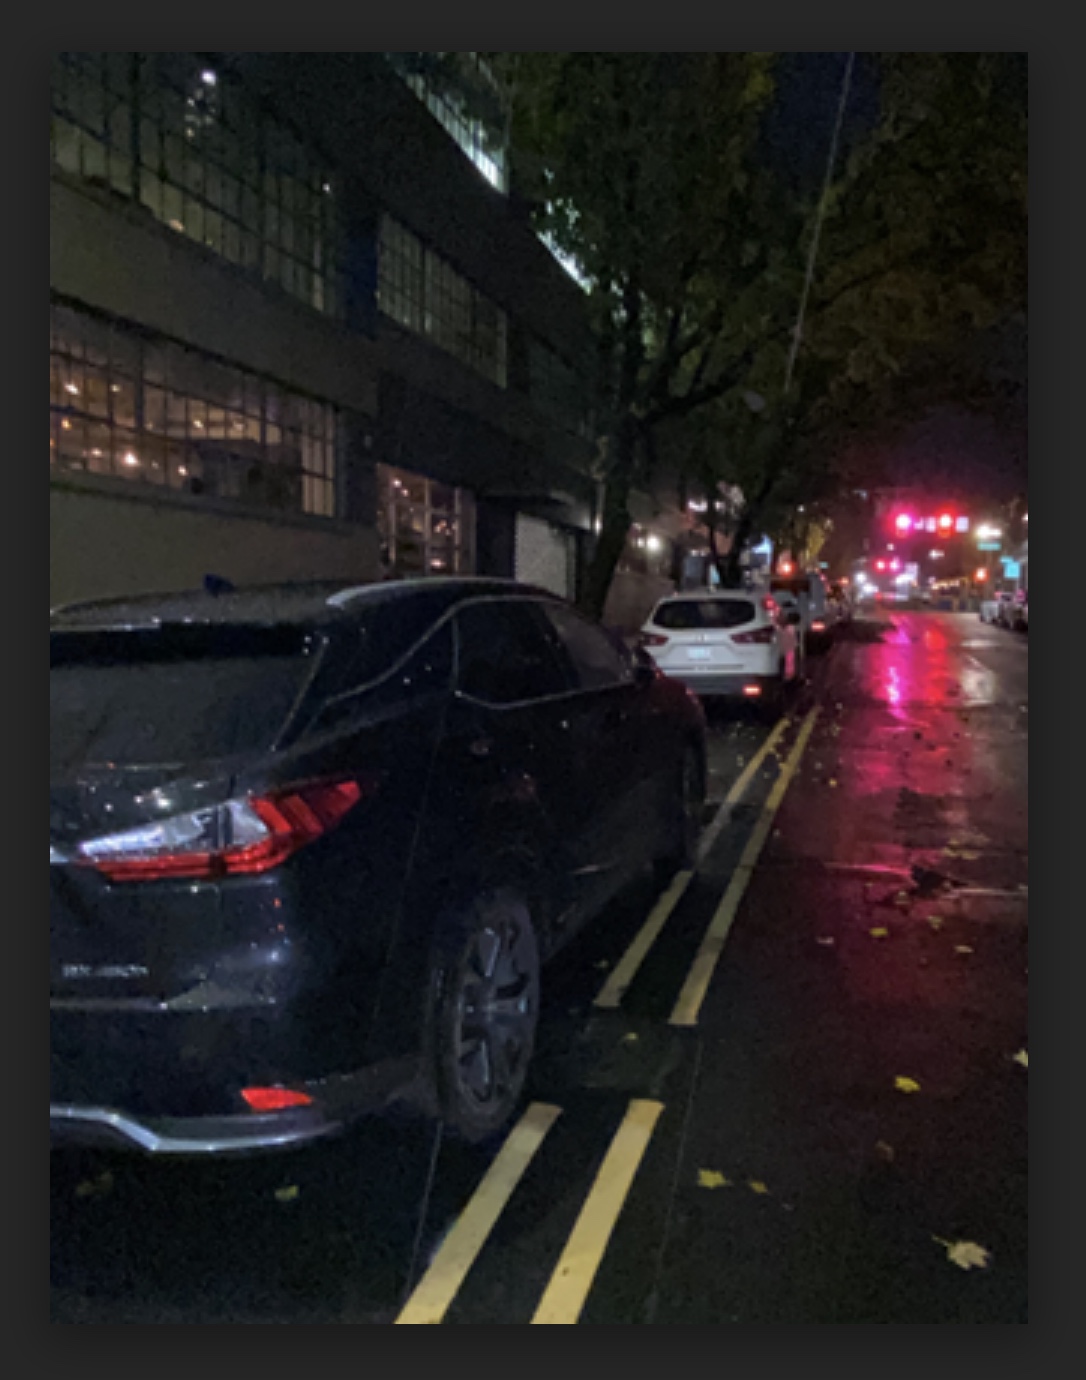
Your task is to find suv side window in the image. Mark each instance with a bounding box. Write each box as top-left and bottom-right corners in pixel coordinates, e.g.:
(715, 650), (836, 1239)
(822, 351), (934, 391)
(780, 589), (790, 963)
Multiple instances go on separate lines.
(537, 602), (634, 691)
(309, 621), (454, 733)
(456, 600), (572, 705)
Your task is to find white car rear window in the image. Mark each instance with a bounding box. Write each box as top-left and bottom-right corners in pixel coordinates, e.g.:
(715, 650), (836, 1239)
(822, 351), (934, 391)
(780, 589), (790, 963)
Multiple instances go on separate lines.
(653, 599), (757, 631)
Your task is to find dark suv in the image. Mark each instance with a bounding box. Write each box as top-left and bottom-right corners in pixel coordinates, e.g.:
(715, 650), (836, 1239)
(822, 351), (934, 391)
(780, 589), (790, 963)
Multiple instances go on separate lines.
(51, 578), (706, 1155)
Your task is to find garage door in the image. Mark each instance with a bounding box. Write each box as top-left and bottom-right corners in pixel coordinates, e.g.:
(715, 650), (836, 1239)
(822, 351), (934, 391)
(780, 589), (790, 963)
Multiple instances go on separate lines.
(515, 514), (575, 599)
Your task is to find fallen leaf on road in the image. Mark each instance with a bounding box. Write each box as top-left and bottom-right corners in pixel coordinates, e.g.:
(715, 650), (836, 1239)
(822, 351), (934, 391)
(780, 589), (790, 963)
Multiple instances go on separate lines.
(74, 1171), (114, 1200)
(816, 936), (836, 947)
(869, 927), (890, 940)
(621, 1032), (640, 1046)
(1012, 1049), (1028, 1069)
(594, 959), (611, 971)
(894, 1076), (922, 1094)
(893, 891), (911, 907)
(748, 1180), (771, 1196)
(927, 916), (945, 931)
(697, 1170), (732, 1190)
(943, 847), (981, 861)
(932, 1237), (992, 1271)
(828, 778), (839, 788)
(874, 1140), (895, 1163)
(274, 1184), (300, 1203)
(954, 944), (974, 955)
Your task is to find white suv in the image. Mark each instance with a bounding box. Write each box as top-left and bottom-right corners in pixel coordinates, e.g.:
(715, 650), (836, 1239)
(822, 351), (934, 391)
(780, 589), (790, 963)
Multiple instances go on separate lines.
(639, 591), (801, 713)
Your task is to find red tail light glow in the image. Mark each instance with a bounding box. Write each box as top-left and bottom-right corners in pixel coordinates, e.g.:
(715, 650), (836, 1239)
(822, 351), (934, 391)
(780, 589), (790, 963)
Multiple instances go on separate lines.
(640, 632), (670, 647)
(241, 1086), (315, 1113)
(732, 625), (776, 645)
(742, 684), (763, 697)
(811, 620), (827, 633)
(73, 779), (366, 883)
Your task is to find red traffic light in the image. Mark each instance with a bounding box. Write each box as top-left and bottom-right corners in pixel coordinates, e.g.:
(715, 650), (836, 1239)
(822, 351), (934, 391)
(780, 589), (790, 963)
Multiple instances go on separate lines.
(894, 514), (914, 533)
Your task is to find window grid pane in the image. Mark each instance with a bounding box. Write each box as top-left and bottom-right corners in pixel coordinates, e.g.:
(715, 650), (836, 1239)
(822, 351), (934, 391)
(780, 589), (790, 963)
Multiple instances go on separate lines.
(378, 215), (507, 388)
(52, 53), (341, 319)
(51, 301), (340, 521)
(377, 463), (476, 578)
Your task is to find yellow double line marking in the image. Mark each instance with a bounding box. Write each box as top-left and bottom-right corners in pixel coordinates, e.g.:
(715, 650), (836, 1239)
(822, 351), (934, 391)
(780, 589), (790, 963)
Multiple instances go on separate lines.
(396, 709), (819, 1325)
(670, 708), (819, 1027)
(594, 713), (795, 1011)
(395, 1102), (561, 1323)
(395, 1099), (663, 1325)
(531, 1099), (663, 1324)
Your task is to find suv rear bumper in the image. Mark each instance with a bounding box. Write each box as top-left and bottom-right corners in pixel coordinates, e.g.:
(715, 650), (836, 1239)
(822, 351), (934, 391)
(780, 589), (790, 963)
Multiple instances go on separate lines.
(662, 671), (772, 698)
(50, 1056), (419, 1156)
(50, 1102), (338, 1156)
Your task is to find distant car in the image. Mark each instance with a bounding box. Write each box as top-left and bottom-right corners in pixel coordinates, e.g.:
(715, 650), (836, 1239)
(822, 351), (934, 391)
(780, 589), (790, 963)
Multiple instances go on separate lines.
(827, 581), (854, 624)
(639, 590), (801, 714)
(51, 578), (707, 1155)
(1008, 591), (1028, 632)
(769, 570), (835, 649)
(980, 590), (1015, 625)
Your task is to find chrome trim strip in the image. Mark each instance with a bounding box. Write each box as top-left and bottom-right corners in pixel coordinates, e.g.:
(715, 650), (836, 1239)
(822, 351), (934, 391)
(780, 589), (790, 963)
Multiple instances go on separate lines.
(50, 1104), (336, 1156)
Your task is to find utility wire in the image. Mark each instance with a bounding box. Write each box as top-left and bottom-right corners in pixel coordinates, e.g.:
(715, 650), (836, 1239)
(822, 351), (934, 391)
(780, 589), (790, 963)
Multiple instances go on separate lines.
(783, 52), (856, 399)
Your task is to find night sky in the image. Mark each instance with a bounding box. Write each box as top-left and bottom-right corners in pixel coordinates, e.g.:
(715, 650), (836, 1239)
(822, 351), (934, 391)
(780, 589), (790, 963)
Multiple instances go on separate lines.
(763, 52), (881, 192)
(765, 54), (1026, 510)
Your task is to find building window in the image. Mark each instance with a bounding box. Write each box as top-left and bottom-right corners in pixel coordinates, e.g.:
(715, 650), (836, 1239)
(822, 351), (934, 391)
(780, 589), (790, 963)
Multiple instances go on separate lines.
(386, 52), (509, 193)
(377, 217), (508, 388)
(51, 300), (339, 520)
(52, 53), (341, 319)
(377, 464), (475, 577)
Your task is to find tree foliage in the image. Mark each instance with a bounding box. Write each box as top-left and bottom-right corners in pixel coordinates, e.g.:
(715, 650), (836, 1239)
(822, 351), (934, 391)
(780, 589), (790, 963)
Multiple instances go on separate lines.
(499, 52), (1026, 611)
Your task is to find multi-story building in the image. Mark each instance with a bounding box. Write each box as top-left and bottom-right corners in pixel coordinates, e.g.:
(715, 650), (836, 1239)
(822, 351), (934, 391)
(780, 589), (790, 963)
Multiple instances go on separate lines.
(50, 52), (598, 608)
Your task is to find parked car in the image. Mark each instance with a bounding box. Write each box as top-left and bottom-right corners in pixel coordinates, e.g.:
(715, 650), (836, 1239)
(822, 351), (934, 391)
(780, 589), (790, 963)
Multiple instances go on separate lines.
(827, 581), (854, 624)
(1007, 589), (1029, 632)
(769, 570), (836, 650)
(638, 590), (801, 713)
(980, 590), (1015, 625)
(51, 578), (707, 1155)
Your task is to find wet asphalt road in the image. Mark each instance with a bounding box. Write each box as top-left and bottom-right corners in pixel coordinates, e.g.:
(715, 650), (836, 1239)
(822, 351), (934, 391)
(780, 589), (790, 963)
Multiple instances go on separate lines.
(50, 609), (1028, 1324)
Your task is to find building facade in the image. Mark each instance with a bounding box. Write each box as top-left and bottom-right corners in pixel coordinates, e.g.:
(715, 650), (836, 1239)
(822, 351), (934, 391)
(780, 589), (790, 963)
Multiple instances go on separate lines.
(50, 52), (598, 608)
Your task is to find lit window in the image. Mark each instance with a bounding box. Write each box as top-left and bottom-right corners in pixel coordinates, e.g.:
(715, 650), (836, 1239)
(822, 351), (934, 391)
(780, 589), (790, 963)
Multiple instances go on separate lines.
(377, 464), (475, 577)
(389, 53), (509, 194)
(51, 301), (339, 520)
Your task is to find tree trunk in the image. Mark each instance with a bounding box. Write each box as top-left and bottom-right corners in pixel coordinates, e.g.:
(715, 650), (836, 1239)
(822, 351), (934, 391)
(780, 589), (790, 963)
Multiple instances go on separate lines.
(578, 421), (635, 621)
(578, 272), (644, 622)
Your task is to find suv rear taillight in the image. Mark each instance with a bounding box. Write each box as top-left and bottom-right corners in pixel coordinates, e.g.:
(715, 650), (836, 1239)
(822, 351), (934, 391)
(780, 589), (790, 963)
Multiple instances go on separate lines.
(65, 779), (367, 883)
(732, 626), (776, 645)
(640, 632), (670, 648)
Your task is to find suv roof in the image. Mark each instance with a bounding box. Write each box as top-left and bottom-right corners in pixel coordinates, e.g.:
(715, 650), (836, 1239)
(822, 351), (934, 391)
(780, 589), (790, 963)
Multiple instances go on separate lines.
(51, 577), (560, 632)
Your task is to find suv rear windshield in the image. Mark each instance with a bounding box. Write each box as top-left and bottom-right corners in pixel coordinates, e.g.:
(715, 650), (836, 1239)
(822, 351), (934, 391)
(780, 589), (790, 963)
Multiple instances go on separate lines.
(653, 598), (757, 630)
(50, 625), (323, 773)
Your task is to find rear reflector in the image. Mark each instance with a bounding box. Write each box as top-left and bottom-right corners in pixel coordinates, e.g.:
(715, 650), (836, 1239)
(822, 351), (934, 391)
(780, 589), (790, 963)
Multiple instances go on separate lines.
(743, 684), (763, 697)
(241, 1086), (315, 1114)
(72, 778), (367, 883)
(640, 632), (669, 647)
